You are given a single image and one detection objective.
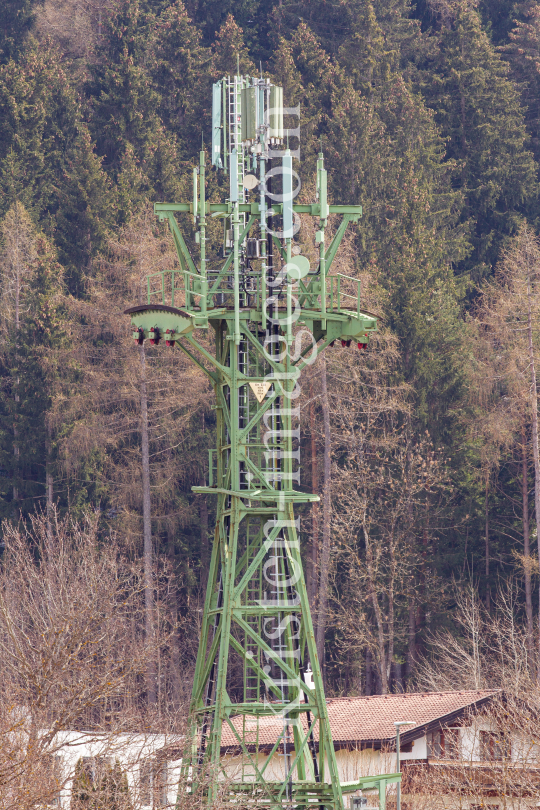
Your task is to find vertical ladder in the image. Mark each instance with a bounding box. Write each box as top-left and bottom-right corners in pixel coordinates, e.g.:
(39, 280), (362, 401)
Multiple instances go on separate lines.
(228, 76), (247, 305)
(228, 75), (245, 198)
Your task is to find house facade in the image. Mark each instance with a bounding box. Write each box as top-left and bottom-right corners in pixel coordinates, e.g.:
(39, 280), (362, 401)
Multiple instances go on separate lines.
(39, 690), (539, 808)
(220, 689), (540, 809)
(41, 730), (182, 808)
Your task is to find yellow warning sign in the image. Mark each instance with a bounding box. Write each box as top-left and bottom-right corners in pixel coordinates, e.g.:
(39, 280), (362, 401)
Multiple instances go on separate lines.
(249, 380), (272, 403)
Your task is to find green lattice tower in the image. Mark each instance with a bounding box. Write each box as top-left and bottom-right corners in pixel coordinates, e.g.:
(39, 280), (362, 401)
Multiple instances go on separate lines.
(126, 76), (399, 809)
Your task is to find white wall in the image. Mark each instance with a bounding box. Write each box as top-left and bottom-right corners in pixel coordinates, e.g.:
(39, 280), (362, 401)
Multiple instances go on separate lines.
(51, 731), (182, 808)
(221, 719), (531, 789)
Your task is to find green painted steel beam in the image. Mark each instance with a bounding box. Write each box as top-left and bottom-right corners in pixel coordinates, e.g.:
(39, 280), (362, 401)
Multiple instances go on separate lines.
(155, 202), (362, 216)
(191, 486), (320, 502)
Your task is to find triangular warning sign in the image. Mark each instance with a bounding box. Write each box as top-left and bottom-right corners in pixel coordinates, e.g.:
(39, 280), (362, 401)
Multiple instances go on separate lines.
(249, 380), (272, 403)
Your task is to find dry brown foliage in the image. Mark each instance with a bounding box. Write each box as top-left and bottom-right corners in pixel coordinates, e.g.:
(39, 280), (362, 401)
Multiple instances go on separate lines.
(0, 509), (188, 809)
(469, 223), (540, 660)
(53, 206), (212, 544)
(35, 0), (114, 63)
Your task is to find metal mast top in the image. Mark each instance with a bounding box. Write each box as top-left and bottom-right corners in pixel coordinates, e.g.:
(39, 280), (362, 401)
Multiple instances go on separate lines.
(126, 73), (399, 810)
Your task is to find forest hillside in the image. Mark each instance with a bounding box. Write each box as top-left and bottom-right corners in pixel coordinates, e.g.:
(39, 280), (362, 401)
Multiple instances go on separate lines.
(2, 0), (540, 722)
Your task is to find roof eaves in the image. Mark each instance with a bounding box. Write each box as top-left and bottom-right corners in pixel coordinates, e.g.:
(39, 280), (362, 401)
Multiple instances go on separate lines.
(334, 691), (503, 750)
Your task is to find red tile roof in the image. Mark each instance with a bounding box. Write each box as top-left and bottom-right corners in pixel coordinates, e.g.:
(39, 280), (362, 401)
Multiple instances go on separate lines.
(221, 690), (501, 752)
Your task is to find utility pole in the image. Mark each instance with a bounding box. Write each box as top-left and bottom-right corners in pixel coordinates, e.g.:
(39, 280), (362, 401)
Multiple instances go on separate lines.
(126, 73), (391, 810)
(395, 721), (415, 810)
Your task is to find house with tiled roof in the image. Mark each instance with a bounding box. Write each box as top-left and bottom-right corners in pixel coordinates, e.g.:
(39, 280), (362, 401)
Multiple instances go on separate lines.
(221, 689), (540, 808)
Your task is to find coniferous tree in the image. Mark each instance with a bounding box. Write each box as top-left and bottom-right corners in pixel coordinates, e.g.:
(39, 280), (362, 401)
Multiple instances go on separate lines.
(273, 0), (423, 65)
(184, 0), (277, 60)
(87, 0), (154, 178)
(270, 23), (344, 175)
(54, 126), (114, 295)
(0, 203), (66, 521)
(0, 40), (80, 223)
(505, 2), (540, 162)
(2, 0), (540, 696)
(87, 0), (179, 203)
(270, 21), (469, 672)
(337, 1), (392, 96)
(151, 1), (210, 160)
(328, 73), (470, 664)
(212, 14), (255, 76)
(0, 0), (37, 63)
(469, 224), (540, 658)
(423, 5), (538, 282)
(479, 0), (519, 44)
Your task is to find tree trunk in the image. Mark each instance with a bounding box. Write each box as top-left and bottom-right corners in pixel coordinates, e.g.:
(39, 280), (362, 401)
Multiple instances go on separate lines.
(365, 646), (373, 696)
(13, 249), (20, 508)
(316, 356), (331, 679)
(140, 343), (156, 707)
(368, 584), (388, 693)
(308, 383), (319, 613)
(386, 526), (397, 689)
(485, 476), (490, 612)
(45, 420), (54, 551)
(168, 560), (184, 712)
(364, 522), (388, 694)
(522, 425), (534, 661)
(393, 661), (404, 693)
(415, 528), (428, 661)
(526, 267), (540, 680)
(406, 599), (416, 688)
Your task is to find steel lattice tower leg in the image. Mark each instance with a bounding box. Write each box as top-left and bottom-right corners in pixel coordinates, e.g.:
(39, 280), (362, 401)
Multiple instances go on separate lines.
(185, 315), (344, 810)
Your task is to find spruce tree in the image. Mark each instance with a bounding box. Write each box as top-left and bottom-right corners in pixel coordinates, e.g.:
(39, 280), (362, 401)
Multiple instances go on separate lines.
(88, 0), (158, 179)
(0, 203), (66, 521)
(184, 0), (276, 61)
(422, 5), (538, 282)
(87, 0), (181, 208)
(337, 0), (392, 96)
(505, 2), (540, 161)
(54, 126), (114, 295)
(212, 14), (255, 76)
(328, 73), (467, 434)
(0, 40), (80, 222)
(151, 1), (210, 159)
(274, 0), (422, 65)
(0, 0), (36, 63)
(270, 23), (343, 174)
(478, 0), (519, 44)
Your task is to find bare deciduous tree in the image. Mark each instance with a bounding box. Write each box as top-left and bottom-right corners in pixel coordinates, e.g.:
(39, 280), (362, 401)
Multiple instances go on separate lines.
(53, 207), (212, 711)
(471, 224), (540, 663)
(0, 509), (188, 810)
(415, 581), (535, 695)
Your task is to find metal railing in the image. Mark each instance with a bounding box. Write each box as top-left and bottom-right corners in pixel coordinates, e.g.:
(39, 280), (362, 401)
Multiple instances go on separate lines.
(328, 273), (362, 319)
(146, 269), (362, 317)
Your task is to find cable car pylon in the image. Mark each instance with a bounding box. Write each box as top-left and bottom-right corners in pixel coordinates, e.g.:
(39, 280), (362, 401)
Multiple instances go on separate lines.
(126, 73), (399, 809)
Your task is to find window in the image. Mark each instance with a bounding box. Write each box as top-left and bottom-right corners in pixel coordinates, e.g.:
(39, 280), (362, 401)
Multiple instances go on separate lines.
(78, 756), (113, 785)
(139, 759), (169, 808)
(441, 728), (460, 759)
(429, 728), (461, 759)
(479, 731), (510, 762)
(72, 757), (131, 806)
